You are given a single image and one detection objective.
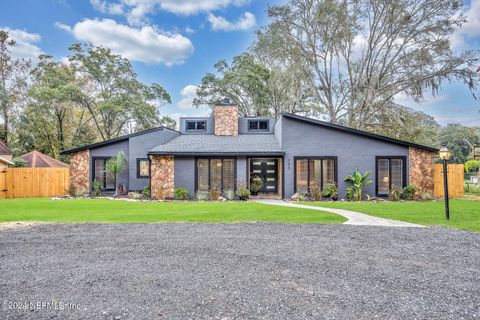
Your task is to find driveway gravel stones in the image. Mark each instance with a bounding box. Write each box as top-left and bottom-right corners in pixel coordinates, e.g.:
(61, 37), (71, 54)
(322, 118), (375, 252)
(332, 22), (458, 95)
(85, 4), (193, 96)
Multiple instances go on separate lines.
(1, 223), (479, 319)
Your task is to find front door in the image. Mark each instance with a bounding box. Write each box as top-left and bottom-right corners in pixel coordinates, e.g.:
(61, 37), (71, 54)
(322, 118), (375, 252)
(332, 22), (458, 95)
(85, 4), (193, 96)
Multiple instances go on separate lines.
(250, 159), (278, 193)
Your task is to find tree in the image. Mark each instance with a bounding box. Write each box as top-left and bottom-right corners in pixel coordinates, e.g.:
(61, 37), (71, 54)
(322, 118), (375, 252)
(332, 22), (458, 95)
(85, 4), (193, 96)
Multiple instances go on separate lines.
(68, 43), (171, 140)
(195, 53), (272, 116)
(105, 151), (127, 197)
(438, 123), (480, 163)
(261, 0), (479, 128)
(0, 30), (31, 143)
(15, 55), (97, 158)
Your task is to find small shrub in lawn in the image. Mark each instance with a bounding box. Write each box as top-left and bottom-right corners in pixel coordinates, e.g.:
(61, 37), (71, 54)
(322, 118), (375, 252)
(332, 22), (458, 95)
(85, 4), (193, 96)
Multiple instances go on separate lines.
(196, 191), (209, 201)
(68, 184), (77, 197)
(236, 183), (251, 200)
(401, 184), (417, 200)
(129, 192), (143, 200)
(309, 184), (322, 201)
(174, 187), (190, 200)
(390, 187), (401, 201)
(92, 179), (103, 197)
(420, 192), (434, 201)
(224, 190), (235, 201)
(143, 186), (151, 197)
(208, 188), (221, 201)
(322, 182), (339, 200)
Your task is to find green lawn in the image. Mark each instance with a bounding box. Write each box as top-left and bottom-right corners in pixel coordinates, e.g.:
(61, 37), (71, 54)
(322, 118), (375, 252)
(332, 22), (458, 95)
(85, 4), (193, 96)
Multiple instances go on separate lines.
(0, 198), (346, 224)
(301, 200), (480, 232)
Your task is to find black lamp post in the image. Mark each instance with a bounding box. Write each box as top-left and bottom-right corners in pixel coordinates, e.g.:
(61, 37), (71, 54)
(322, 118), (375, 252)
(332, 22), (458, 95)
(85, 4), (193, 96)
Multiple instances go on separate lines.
(439, 145), (452, 220)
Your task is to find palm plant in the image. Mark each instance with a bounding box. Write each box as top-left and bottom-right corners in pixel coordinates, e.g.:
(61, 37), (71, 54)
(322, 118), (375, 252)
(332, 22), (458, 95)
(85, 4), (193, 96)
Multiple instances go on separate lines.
(105, 151), (127, 197)
(344, 169), (372, 201)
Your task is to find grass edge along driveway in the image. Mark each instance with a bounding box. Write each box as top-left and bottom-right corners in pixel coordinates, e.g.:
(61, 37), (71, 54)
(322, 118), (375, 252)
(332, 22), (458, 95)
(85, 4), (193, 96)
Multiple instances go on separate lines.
(0, 198), (346, 224)
(301, 200), (480, 233)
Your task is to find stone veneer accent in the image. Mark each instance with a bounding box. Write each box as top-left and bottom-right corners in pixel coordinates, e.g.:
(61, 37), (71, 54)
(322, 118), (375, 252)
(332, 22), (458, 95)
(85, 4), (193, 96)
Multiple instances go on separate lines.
(409, 147), (436, 195)
(150, 155), (174, 200)
(69, 149), (90, 193)
(214, 105), (238, 136)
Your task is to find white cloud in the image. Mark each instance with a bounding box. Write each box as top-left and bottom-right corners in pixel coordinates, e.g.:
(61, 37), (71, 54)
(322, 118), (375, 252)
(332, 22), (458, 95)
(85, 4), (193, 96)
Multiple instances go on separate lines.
(56, 18), (194, 65)
(177, 85), (198, 109)
(91, 0), (250, 25)
(207, 11), (255, 31)
(394, 92), (449, 107)
(450, 0), (480, 50)
(1, 27), (43, 62)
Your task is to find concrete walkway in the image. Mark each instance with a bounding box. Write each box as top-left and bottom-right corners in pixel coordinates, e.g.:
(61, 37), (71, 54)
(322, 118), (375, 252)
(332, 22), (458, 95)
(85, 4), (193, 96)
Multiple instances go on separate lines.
(255, 199), (422, 227)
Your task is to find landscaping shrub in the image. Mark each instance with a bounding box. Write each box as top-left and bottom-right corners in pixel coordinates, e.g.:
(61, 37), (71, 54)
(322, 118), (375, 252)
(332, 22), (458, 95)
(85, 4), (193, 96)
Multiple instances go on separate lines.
(309, 184), (322, 201)
(236, 183), (251, 200)
(322, 182), (338, 200)
(196, 191), (209, 201)
(390, 187), (401, 201)
(297, 193), (306, 201)
(401, 184), (417, 200)
(224, 190), (235, 201)
(143, 186), (151, 197)
(344, 169), (372, 201)
(250, 176), (263, 195)
(68, 184), (77, 197)
(174, 187), (190, 200)
(420, 192), (434, 201)
(92, 179), (103, 197)
(129, 192), (143, 200)
(209, 188), (221, 201)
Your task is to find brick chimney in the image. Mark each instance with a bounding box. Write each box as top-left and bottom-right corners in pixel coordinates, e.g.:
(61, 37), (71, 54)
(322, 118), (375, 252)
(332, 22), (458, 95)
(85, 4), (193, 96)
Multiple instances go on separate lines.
(214, 99), (238, 136)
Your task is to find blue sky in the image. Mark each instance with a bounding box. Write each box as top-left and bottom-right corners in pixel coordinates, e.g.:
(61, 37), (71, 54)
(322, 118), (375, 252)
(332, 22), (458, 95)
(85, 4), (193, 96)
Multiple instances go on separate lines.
(1, 0), (479, 127)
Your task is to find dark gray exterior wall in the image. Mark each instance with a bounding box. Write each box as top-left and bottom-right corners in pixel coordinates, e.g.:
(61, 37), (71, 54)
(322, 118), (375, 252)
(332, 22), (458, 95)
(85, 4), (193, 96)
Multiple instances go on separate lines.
(89, 140), (130, 189)
(238, 117), (275, 134)
(174, 157), (195, 193)
(179, 117), (214, 134)
(128, 128), (180, 191)
(280, 116), (409, 198)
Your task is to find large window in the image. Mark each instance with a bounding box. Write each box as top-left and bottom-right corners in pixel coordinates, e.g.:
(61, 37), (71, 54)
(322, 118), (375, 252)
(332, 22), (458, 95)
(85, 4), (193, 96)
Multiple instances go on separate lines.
(137, 158), (149, 179)
(92, 157), (115, 190)
(186, 120), (206, 131)
(248, 120), (269, 132)
(295, 157), (337, 193)
(196, 158), (236, 192)
(376, 157), (406, 196)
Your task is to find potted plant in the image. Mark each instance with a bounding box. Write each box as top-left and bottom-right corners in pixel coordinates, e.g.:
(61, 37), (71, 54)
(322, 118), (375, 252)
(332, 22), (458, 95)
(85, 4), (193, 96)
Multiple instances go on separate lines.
(322, 182), (338, 201)
(250, 176), (263, 195)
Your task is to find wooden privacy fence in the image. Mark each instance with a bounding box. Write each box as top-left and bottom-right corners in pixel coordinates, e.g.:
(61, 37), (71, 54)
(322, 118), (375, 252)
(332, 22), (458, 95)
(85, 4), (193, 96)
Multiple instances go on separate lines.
(0, 168), (70, 199)
(434, 164), (464, 198)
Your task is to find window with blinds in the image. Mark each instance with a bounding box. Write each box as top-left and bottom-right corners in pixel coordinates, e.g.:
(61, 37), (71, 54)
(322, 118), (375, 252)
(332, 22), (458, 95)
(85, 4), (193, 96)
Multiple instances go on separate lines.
(196, 158), (236, 193)
(295, 157), (337, 193)
(376, 157), (406, 196)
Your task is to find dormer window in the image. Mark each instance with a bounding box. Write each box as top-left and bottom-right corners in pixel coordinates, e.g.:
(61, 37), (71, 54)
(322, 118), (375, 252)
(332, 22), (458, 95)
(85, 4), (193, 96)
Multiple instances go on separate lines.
(186, 120), (206, 131)
(248, 120), (269, 132)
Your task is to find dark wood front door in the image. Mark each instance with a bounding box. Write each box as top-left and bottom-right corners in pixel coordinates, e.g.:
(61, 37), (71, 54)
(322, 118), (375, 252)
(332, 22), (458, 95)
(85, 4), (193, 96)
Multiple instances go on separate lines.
(250, 159), (278, 193)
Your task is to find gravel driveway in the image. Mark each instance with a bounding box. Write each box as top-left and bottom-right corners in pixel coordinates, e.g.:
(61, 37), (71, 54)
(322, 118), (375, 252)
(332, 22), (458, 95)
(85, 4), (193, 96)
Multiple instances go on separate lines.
(1, 223), (479, 320)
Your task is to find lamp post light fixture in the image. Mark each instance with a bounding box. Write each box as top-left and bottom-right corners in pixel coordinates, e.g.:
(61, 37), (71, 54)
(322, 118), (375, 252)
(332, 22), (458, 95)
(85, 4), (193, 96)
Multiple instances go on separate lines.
(439, 144), (452, 220)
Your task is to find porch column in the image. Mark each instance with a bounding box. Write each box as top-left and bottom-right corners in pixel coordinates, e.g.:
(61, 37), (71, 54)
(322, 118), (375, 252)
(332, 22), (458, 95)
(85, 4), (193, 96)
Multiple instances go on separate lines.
(408, 147), (435, 195)
(150, 155), (174, 200)
(69, 149), (90, 194)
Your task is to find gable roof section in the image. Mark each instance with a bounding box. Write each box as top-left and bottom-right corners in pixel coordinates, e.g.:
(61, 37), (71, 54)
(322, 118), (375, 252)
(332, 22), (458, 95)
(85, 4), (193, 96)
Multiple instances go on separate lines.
(60, 126), (179, 155)
(0, 140), (12, 155)
(19, 150), (69, 168)
(149, 134), (284, 155)
(0, 156), (14, 165)
(282, 113), (438, 152)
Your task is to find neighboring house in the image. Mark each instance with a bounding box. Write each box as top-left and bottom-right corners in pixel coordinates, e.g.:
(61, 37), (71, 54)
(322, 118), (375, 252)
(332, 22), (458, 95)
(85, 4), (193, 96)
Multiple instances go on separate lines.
(19, 150), (69, 168)
(0, 140), (14, 168)
(61, 102), (438, 199)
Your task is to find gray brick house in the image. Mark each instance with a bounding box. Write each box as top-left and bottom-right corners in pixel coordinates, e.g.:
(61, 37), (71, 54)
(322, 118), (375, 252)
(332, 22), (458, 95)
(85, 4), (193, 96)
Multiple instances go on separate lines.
(62, 102), (438, 199)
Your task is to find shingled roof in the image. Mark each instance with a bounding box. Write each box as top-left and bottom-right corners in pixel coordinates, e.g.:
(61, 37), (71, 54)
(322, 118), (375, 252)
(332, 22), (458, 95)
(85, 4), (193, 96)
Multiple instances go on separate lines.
(149, 134), (284, 155)
(19, 150), (69, 168)
(0, 140), (12, 155)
